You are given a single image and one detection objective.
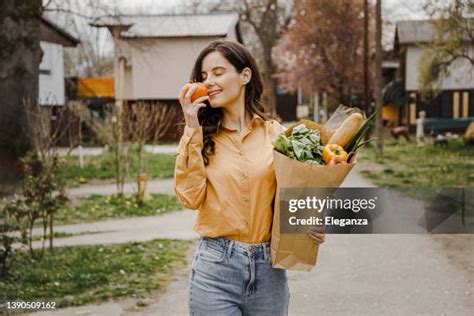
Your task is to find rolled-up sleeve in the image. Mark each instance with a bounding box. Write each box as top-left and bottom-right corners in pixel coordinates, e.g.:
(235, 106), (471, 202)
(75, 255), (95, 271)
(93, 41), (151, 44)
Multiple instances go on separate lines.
(173, 126), (207, 210)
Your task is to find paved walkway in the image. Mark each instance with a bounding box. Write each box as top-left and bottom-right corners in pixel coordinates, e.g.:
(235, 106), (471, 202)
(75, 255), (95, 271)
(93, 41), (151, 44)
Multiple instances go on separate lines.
(144, 144), (178, 155)
(29, 210), (198, 249)
(31, 165), (474, 315)
(67, 178), (175, 197)
(55, 145), (178, 157)
(67, 160), (371, 198)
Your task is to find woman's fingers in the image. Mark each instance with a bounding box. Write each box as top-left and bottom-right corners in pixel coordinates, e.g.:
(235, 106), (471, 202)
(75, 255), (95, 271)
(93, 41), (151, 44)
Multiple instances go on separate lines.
(194, 102), (207, 112)
(184, 84), (198, 105)
(178, 83), (192, 105)
(186, 102), (207, 117)
(193, 95), (209, 104)
(178, 83), (208, 109)
(179, 83), (205, 128)
(309, 235), (325, 244)
(307, 231), (325, 244)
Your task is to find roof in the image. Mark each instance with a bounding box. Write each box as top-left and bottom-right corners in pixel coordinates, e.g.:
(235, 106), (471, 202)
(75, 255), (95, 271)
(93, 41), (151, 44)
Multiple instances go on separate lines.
(395, 18), (474, 46)
(40, 16), (80, 47)
(91, 13), (239, 38)
(395, 20), (435, 45)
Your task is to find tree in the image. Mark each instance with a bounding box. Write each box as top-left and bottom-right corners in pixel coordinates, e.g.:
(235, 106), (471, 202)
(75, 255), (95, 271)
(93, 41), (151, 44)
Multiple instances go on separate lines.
(419, 0), (474, 97)
(44, 0), (114, 77)
(274, 0), (373, 107)
(70, 102), (128, 196)
(238, 0), (292, 116)
(124, 102), (179, 203)
(20, 100), (72, 257)
(364, 0), (370, 116)
(0, 0), (43, 178)
(374, 0), (384, 156)
(191, 0), (292, 116)
(0, 0), (114, 180)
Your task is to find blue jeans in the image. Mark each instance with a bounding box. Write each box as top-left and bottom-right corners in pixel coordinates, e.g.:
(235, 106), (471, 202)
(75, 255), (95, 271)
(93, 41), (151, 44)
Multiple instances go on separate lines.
(188, 237), (290, 315)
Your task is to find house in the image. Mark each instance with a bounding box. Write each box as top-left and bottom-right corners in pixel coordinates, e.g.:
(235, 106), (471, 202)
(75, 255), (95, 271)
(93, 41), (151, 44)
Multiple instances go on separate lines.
(38, 17), (80, 146)
(61, 76), (115, 146)
(91, 13), (241, 141)
(393, 19), (473, 132)
(40, 16), (79, 106)
(381, 49), (401, 126)
(66, 76), (115, 112)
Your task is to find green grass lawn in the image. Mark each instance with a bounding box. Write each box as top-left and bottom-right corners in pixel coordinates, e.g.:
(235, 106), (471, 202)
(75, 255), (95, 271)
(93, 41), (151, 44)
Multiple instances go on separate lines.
(359, 139), (474, 188)
(0, 239), (192, 310)
(56, 151), (176, 185)
(53, 194), (182, 226)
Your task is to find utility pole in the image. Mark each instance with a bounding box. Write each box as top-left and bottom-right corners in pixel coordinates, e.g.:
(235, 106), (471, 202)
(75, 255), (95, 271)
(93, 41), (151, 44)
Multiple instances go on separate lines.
(375, 0), (384, 156)
(363, 0), (370, 116)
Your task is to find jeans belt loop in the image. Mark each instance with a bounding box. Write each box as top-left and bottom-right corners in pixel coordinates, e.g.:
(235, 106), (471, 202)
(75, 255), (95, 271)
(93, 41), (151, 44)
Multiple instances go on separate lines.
(226, 239), (235, 259)
(198, 237), (203, 250)
(262, 243), (267, 260)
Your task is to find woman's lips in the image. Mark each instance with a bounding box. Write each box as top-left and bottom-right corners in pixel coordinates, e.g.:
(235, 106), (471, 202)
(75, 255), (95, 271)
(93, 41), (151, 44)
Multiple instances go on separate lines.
(208, 90), (222, 97)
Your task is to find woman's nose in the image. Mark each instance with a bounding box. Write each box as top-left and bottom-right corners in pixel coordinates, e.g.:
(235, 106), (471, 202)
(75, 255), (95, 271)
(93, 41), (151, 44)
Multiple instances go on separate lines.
(203, 76), (214, 87)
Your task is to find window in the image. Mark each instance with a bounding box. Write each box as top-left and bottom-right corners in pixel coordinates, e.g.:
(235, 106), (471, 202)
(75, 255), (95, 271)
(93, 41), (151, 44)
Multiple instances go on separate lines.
(39, 42), (52, 76)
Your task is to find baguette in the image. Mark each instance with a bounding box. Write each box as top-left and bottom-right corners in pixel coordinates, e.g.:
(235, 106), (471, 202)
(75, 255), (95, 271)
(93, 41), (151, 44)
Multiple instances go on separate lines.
(327, 113), (363, 147)
(285, 119), (335, 145)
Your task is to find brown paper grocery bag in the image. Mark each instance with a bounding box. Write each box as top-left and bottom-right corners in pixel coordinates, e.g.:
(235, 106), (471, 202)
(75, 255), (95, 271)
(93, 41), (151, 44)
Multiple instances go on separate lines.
(270, 150), (356, 271)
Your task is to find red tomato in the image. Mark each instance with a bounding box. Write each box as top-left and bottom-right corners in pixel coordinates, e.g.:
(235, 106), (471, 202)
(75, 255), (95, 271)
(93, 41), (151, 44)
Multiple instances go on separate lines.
(190, 83), (209, 102)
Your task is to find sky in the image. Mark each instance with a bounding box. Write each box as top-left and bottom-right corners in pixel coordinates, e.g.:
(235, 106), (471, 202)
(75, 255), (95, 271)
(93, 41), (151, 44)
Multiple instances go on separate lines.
(112, 0), (428, 49)
(382, 0), (428, 48)
(105, 0), (429, 19)
(101, 0), (428, 22)
(45, 0), (429, 71)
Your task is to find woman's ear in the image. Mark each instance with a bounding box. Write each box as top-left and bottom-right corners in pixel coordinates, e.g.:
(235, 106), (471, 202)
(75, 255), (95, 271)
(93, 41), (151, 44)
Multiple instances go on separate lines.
(241, 67), (252, 85)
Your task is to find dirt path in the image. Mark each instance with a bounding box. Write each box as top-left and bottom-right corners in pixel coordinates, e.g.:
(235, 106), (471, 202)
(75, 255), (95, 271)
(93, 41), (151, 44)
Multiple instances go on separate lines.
(29, 165), (474, 315)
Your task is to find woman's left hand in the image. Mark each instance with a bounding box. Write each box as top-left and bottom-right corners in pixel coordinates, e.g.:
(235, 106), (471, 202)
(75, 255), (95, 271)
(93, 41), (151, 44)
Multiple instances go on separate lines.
(307, 227), (325, 244)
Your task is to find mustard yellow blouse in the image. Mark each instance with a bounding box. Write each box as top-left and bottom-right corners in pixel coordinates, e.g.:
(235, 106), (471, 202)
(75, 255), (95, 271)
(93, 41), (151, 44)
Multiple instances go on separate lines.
(173, 114), (286, 244)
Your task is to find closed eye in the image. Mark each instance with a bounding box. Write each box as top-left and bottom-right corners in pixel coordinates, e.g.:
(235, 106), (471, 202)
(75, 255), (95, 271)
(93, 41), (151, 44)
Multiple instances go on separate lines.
(201, 67), (225, 80)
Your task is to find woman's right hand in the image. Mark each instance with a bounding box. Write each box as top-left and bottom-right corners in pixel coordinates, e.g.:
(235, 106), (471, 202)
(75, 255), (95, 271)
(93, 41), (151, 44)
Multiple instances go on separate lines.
(178, 83), (209, 128)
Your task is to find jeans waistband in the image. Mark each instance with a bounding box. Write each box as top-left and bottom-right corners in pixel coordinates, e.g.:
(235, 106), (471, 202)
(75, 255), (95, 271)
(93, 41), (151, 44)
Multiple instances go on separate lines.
(201, 237), (270, 256)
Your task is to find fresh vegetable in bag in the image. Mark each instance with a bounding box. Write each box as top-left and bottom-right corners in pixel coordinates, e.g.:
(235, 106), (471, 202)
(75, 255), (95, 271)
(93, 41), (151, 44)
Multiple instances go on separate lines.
(273, 124), (325, 165)
(273, 104), (377, 165)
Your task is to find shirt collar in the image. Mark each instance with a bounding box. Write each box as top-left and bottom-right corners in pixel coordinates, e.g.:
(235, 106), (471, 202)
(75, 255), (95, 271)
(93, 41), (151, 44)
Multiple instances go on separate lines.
(220, 113), (265, 132)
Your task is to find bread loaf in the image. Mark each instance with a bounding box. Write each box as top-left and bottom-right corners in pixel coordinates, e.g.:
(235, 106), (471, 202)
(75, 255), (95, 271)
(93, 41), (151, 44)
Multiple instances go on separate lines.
(327, 113), (363, 147)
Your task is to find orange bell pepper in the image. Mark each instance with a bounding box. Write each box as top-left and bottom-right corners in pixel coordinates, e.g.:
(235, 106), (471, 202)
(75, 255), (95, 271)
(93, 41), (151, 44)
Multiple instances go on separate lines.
(322, 144), (348, 165)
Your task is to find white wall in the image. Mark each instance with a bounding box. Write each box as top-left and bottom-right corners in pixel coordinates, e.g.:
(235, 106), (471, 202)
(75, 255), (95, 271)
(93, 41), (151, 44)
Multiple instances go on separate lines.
(131, 37), (222, 100)
(39, 41), (65, 105)
(405, 45), (474, 91)
(114, 30), (239, 100)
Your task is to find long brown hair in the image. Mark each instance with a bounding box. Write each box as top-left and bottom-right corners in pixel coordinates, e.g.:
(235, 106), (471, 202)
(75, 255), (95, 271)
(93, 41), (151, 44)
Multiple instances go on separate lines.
(190, 40), (269, 166)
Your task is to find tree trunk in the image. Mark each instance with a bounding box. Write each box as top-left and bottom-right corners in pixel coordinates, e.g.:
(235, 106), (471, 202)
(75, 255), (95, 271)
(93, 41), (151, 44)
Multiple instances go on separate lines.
(363, 0), (370, 116)
(0, 0), (43, 177)
(136, 141), (143, 204)
(374, 0), (384, 157)
(261, 45), (277, 117)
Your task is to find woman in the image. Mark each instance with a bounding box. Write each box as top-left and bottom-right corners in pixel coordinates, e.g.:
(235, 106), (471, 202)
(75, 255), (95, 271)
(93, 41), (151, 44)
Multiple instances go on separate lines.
(174, 40), (325, 315)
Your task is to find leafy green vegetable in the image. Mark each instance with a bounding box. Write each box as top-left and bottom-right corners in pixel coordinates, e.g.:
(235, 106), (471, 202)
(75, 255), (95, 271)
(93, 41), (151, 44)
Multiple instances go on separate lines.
(273, 124), (325, 165)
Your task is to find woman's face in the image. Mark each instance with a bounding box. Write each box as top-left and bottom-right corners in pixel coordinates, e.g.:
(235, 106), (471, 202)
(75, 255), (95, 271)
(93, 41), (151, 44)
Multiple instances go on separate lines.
(200, 51), (250, 108)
